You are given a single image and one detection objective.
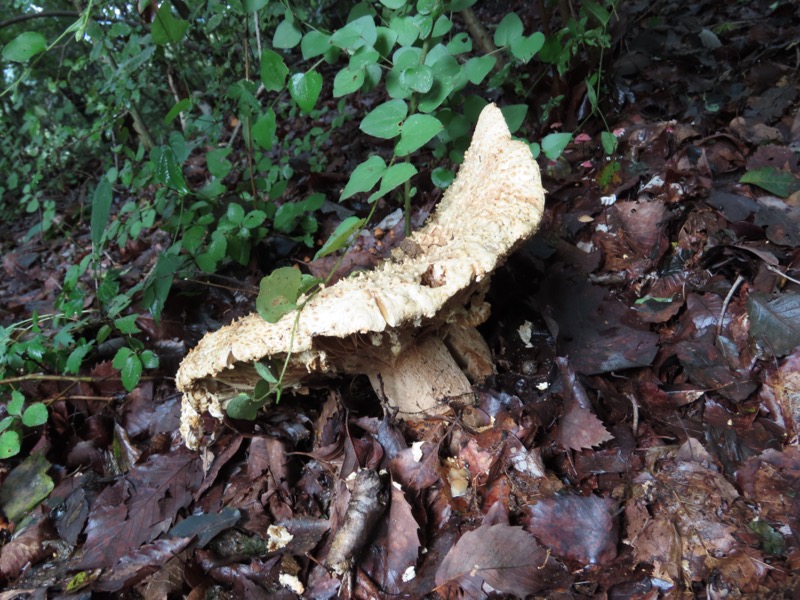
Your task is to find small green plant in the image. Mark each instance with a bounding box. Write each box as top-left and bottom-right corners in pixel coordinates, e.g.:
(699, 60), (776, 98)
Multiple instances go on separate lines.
(0, 390), (48, 459)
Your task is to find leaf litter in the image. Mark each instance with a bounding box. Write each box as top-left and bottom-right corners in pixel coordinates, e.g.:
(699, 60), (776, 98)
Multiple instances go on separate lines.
(2, 0), (800, 597)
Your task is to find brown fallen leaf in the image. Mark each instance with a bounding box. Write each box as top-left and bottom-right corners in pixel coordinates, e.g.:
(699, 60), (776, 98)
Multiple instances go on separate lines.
(324, 469), (388, 576)
(524, 493), (619, 565)
(77, 446), (203, 570)
(555, 358), (614, 450)
(435, 523), (564, 598)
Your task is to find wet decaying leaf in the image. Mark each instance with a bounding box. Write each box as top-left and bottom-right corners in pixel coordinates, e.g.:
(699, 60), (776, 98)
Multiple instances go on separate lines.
(360, 481), (421, 595)
(625, 439), (767, 593)
(536, 270), (659, 375)
(77, 446), (203, 570)
(524, 493), (618, 565)
(435, 522), (564, 598)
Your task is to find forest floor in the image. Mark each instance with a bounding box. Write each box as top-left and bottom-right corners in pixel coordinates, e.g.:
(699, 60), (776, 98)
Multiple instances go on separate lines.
(2, 0), (800, 598)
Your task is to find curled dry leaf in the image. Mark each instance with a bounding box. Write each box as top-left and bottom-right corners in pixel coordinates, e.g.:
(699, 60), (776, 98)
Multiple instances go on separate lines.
(324, 469), (389, 575)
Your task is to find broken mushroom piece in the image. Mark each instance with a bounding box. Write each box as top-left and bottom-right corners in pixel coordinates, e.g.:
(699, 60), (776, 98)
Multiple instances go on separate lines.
(176, 103), (545, 449)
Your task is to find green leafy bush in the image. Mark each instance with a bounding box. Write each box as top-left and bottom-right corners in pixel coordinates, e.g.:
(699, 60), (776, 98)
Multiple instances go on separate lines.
(0, 0), (618, 430)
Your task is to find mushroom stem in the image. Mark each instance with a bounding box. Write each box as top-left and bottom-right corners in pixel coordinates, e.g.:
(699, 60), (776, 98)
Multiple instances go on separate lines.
(366, 335), (474, 418)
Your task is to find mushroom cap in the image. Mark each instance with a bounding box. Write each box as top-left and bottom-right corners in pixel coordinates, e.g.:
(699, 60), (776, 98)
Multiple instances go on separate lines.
(177, 103), (545, 448)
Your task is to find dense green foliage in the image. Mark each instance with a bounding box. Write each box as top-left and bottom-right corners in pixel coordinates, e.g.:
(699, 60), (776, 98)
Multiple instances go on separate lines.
(0, 0), (615, 446)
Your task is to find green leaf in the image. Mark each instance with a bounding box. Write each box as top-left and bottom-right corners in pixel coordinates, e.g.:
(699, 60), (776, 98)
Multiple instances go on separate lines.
(22, 404), (48, 428)
(196, 232), (226, 272)
(333, 66), (366, 97)
(140, 350), (160, 369)
(289, 71), (323, 114)
(395, 114), (443, 156)
(275, 194), (324, 232)
(510, 32), (545, 63)
(0, 431), (20, 459)
(389, 15), (419, 46)
(242, 0), (269, 11)
(341, 156), (388, 200)
(114, 347), (143, 391)
(368, 163), (417, 203)
(601, 131), (618, 155)
(583, 0), (611, 26)
(152, 4), (189, 45)
(243, 210), (267, 229)
(8, 391), (24, 417)
(740, 167), (798, 198)
(500, 104), (528, 133)
(463, 55), (496, 85)
(260, 49), (289, 91)
(360, 99), (408, 139)
(301, 31), (331, 60)
(226, 203), (245, 226)
(252, 109), (277, 150)
(541, 132), (572, 160)
(747, 292), (800, 357)
(400, 65), (434, 93)
(447, 32), (472, 54)
(375, 26), (398, 56)
(164, 98), (192, 125)
(494, 13), (523, 46)
(431, 167), (454, 188)
(274, 18), (302, 48)
(2, 32), (47, 62)
(65, 342), (93, 374)
(349, 47), (380, 69)
(315, 217), (367, 259)
(113, 314), (140, 335)
(432, 15), (452, 37)
(256, 267), (305, 323)
(143, 252), (183, 319)
(380, 0), (406, 8)
(0, 417), (14, 434)
(226, 393), (261, 420)
(206, 148), (233, 179)
(331, 15), (377, 50)
(151, 146), (189, 195)
(91, 177), (113, 248)
(254, 361), (277, 383)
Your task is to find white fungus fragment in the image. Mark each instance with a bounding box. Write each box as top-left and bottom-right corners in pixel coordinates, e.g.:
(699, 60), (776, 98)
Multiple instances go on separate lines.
(517, 321), (533, 348)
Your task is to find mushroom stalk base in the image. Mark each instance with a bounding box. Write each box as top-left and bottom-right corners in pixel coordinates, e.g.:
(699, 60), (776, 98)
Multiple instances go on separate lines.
(367, 335), (474, 418)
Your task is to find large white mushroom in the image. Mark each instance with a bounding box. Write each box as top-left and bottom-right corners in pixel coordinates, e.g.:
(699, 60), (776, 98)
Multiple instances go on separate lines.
(177, 103), (545, 449)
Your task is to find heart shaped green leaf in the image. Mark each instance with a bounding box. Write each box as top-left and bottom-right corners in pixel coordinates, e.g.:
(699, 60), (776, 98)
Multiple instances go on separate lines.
(289, 71), (322, 113)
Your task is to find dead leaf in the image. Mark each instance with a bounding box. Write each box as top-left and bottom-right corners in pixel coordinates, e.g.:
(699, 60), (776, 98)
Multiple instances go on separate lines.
(435, 523), (563, 598)
(524, 494), (618, 565)
(555, 358), (614, 450)
(78, 447), (203, 570)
